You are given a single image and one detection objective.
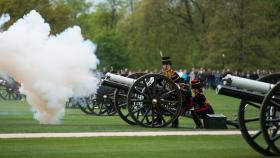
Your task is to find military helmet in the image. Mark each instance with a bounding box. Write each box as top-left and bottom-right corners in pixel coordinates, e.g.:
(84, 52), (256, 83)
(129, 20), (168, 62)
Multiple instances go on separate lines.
(161, 56), (172, 65)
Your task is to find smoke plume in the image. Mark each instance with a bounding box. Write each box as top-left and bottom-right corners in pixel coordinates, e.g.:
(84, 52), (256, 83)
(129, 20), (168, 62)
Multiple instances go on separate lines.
(0, 10), (99, 124)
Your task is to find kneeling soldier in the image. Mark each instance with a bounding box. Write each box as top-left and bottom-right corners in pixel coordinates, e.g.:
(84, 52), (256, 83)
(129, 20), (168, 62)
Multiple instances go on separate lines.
(190, 80), (215, 128)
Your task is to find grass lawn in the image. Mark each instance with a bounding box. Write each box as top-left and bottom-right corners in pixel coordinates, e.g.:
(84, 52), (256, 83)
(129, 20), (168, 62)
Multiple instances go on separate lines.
(0, 135), (266, 158)
(0, 89), (269, 158)
(0, 89), (242, 133)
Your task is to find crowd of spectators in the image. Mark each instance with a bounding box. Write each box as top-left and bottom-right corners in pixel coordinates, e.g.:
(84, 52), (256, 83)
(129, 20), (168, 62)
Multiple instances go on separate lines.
(174, 68), (273, 90)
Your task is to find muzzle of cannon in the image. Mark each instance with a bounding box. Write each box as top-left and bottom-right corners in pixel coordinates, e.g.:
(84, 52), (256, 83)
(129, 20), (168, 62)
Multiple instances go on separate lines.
(221, 74), (274, 93)
(101, 72), (182, 128)
(101, 73), (135, 90)
(216, 74), (275, 103)
(217, 74), (280, 156)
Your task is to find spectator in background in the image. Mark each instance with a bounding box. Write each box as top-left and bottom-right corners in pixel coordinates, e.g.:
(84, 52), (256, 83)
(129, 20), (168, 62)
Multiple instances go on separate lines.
(181, 69), (190, 84)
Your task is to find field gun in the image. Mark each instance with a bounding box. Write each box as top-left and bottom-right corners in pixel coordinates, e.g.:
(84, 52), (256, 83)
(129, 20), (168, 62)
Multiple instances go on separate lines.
(217, 74), (280, 156)
(101, 72), (182, 128)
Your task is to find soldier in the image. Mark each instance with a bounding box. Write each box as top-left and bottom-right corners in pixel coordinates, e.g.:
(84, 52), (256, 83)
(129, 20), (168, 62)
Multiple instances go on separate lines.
(190, 79), (215, 128)
(161, 55), (192, 128)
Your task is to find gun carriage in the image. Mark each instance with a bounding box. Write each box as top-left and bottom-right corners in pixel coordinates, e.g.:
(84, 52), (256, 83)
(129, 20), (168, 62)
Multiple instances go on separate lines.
(66, 84), (117, 116)
(77, 85), (117, 116)
(0, 78), (22, 100)
(217, 74), (280, 156)
(102, 72), (182, 128)
(69, 73), (145, 116)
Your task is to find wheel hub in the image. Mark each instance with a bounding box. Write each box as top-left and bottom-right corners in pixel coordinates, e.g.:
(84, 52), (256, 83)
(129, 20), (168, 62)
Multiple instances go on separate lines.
(152, 98), (157, 106)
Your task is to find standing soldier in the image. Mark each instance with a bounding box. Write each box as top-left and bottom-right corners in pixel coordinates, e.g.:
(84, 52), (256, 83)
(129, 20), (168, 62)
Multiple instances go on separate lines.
(160, 54), (192, 128)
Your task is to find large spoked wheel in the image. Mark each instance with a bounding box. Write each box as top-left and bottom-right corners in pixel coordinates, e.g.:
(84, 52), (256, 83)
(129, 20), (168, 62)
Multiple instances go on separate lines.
(114, 73), (146, 125)
(78, 96), (95, 115)
(0, 81), (21, 100)
(260, 81), (280, 155)
(90, 93), (116, 116)
(238, 73), (280, 156)
(85, 85), (116, 116)
(65, 97), (79, 108)
(127, 73), (182, 128)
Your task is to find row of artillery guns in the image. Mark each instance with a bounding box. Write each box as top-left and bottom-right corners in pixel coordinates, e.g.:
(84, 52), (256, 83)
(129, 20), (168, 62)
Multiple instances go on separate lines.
(100, 72), (280, 156)
(1, 71), (278, 155)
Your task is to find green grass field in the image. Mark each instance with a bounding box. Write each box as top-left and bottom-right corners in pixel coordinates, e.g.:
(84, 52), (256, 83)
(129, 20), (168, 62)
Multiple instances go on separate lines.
(0, 136), (266, 158)
(0, 90), (241, 133)
(0, 90), (267, 158)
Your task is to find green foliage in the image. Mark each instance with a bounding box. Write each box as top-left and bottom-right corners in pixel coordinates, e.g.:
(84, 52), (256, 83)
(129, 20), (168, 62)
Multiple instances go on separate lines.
(117, 0), (197, 70)
(0, 0), (76, 34)
(0, 0), (279, 71)
(93, 30), (130, 70)
(203, 0), (280, 71)
(76, 1), (131, 70)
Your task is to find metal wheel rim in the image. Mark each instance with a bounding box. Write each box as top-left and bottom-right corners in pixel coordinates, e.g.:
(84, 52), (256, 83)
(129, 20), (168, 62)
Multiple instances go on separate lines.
(260, 81), (280, 155)
(238, 73), (280, 156)
(127, 73), (182, 128)
(113, 73), (146, 125)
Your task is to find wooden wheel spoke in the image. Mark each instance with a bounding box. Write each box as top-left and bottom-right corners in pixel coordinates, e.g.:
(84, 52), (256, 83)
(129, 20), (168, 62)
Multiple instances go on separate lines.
(251, 130), (262, 140)
(159, 104), (176, 115)
(131, 105), (146, 114)
(133, 87), (149, 98)
(130, 99), (149, 103)
(119, 103), (127, 108)
(244, 117), (260, 123)
(118, 93), (127, 98)
(269, 100), (280, 109)
(155, 106), (166, 124)
(246, 101), (261, 109)
(140, 108), (151, 123)
(143, 80), (152, 96)
(265, 118), (280, 123)
(136, 110), (141, 119)
(272, 134), (280, 142)
(124, 113), (130, 118)
(160, 99), (179, 104)
(161, 90), (176, 98)
(151, 109), (155, 126)
(266, 145), (271, 151)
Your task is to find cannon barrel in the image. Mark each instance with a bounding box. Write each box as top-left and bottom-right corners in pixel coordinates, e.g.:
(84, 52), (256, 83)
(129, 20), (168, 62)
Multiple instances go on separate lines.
(101, 73), (136, 91)
(223, 74), (274, 93)
(216, 85), (265, 103)
(216, 74), (275, 103)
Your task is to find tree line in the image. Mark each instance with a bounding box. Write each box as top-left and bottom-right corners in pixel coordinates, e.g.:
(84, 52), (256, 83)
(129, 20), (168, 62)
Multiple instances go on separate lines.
(1, 0), (279, 71)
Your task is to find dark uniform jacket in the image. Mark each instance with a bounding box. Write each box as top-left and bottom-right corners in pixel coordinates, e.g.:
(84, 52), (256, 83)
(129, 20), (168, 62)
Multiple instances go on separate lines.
(192, 93), (213, 113)
(162, 69), (192, 109)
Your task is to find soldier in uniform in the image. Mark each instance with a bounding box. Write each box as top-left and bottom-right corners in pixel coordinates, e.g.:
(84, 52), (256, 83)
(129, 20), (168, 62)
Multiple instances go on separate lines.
(190, 79), (215, 128)
(161, 56), (192, 128)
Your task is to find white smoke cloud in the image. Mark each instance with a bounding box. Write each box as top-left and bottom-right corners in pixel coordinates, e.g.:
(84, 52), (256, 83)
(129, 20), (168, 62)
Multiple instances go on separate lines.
(0, 10), (99, 124)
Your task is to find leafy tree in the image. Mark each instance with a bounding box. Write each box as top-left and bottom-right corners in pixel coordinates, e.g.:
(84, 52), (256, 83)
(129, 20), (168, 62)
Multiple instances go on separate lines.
(203, 0), (280, 70)
(117, 0), (198, 70)
(0, 0), (75, 34)
(93, 30), (130, 70)
(76, 0), (131, 70)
